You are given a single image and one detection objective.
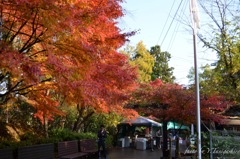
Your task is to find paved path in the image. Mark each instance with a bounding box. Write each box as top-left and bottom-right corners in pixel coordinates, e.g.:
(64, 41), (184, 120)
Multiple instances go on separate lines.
(106, 147), (162, 159)
(98, 147), (195, 159)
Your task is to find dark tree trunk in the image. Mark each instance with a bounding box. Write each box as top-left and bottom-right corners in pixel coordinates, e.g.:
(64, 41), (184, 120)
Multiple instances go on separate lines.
(72, 104), (84, 131)
(161, 120), (169, 158)
(43, 114), (49, 138)
(72, 104), (94, 132)
(175, 136), (180, 158)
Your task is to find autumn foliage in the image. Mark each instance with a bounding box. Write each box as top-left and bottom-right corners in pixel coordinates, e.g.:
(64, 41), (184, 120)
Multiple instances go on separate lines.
(127, 79), (233, 124)
(0, 0), (138, 120)
(1, 0), (232, 126)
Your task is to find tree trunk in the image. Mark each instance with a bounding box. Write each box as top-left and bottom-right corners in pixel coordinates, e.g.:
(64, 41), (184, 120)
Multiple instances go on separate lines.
(161, 120), (169, 158)
(43, 114), (48, 138)
(72, 104), (94, 132)
(175, 136), (180, 158)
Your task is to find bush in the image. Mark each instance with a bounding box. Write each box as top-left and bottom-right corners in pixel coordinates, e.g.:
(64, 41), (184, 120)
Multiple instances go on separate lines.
(1, 127), (114, 151)
(105, 134), (113, 148)
(48, 128), (97, 141)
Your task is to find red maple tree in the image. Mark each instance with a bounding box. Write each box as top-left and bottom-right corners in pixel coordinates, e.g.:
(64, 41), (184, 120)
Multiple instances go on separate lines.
(0, 0), (138, 124)
(126, 79), (233, 157)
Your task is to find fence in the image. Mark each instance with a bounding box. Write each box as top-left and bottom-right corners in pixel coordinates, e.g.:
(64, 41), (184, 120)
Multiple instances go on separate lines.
(209, 130), (240, 159)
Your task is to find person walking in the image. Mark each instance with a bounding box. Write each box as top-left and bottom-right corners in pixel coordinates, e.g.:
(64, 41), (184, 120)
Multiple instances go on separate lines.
(156, 129), (161, 149)
(145, 128), (154, 151)
(98, 124), (107, 158)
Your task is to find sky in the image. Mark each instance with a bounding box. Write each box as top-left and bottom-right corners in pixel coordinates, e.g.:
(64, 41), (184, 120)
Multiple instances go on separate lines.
(118, 0), (218, 85)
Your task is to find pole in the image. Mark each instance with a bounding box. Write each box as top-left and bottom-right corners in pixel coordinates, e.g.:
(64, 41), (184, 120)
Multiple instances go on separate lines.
(209, 130), (213, 159)
(190, 0), (201, 157)
(202, 121), (213, 159)
(193, 28), (201, 159)
(191, 124), (194, 135)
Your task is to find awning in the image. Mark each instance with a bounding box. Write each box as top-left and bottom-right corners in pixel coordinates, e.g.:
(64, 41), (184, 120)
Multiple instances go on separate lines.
(221, 119), (240, 126)
(119, 116), (162, 127)
(167, 122), (190, 130)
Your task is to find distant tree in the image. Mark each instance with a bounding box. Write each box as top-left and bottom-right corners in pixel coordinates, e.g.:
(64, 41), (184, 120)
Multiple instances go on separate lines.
(121, 41), (154, 83)
(187, 65), (222, 96)
(187, 67), (195, 85)
(149, 45), (175, 83)
(197, 0), (240, 101)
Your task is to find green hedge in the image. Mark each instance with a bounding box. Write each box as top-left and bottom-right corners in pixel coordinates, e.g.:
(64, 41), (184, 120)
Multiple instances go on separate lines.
(0, 128), (115, 149)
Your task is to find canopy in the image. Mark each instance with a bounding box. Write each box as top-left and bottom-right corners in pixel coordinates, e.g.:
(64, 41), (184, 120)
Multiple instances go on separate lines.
(119, 116), (162, 127)
(167, 122), (190, 130)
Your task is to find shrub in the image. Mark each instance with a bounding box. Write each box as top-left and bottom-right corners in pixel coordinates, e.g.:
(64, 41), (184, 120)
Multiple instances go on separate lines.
(48, 128), (97, 141)
(0, 128), (99, 150)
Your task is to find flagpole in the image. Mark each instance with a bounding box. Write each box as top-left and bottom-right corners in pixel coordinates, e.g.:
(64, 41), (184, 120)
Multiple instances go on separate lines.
(193, 27), (201, 159)
(190, 0), (201, 158)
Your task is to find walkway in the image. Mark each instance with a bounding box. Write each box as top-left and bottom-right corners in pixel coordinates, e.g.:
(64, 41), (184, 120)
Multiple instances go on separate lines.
(99, 147), (195, 159)
(107, 147), (162, 159)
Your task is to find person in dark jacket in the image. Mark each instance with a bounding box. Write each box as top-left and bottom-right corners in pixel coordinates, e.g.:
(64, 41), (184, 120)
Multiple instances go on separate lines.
(156, 129), (161, 149)
(98, 124), (107, 157)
